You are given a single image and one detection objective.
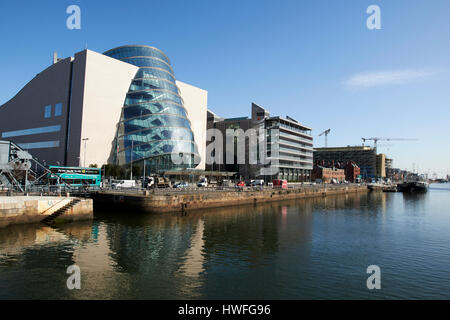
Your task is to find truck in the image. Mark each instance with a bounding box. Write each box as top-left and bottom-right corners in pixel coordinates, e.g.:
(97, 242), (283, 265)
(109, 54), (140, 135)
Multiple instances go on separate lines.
(143, 177), (155, 189)
(155, 176), (171, 188)
(144, 176), (171, 189)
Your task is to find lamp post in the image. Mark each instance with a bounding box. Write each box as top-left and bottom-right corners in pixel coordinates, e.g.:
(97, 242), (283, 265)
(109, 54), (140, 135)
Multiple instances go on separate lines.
(142, 159), (146, 189)
(82, 138), (89, 167)
(130, 140), (134, 180)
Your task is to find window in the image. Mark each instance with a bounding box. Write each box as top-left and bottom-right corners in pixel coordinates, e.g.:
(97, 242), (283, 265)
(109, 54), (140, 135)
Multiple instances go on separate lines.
(17, 140), (60, 149)
(55, 103), (62, 116)
(44, 105), (52, 118)
(1, 125), (61, 138)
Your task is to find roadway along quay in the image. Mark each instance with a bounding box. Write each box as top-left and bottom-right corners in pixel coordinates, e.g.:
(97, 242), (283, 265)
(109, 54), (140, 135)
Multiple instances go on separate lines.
(92, 184), (368, 214)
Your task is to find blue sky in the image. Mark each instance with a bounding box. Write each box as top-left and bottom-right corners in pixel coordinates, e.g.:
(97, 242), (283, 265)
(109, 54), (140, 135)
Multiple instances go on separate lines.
(0, 0), (449, 177)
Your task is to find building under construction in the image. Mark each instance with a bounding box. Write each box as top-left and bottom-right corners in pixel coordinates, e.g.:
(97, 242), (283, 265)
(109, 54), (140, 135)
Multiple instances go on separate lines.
(313, 146), (386, 179)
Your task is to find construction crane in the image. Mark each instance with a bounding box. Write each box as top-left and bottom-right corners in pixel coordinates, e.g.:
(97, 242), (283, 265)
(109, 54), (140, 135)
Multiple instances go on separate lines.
(361, 137), (418, 151)
(319, 129), (331, 147)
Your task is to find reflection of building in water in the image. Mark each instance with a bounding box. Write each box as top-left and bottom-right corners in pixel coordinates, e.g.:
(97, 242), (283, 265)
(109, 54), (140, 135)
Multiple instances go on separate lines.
(105, 215), (196, 274)
(70, 222), (131, 299)
(0, 222), (93, 257)
(179, 219), (205, 278)
(176, 219), (206, 298)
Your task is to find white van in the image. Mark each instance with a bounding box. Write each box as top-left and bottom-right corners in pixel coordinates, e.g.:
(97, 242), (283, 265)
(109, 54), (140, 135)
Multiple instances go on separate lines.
(112, 180), (136, 189)
(254, 179), (265, 186)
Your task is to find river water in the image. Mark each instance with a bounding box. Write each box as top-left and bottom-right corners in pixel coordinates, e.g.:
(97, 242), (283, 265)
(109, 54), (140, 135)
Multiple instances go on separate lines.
(1, 184), (449, 299)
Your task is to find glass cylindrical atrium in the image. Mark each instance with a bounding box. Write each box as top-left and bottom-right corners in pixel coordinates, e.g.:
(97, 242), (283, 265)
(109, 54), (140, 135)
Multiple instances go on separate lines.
(104, 45), (200, 172)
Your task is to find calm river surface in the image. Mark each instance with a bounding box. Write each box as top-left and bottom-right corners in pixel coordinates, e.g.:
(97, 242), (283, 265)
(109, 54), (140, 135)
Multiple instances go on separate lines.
(1, 184), (450, 299)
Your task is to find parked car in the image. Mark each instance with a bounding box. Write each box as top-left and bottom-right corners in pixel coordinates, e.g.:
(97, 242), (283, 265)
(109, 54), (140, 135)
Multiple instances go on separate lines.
(272, 179), (288, 189)
(197, 177), (208, 187)
(221, 179), (233, 187)
(173, 181), (189, 189)
(236, 181), (245, 187)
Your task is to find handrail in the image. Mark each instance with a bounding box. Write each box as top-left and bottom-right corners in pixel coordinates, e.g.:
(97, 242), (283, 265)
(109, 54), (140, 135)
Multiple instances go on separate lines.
(40, 198), (73, 216)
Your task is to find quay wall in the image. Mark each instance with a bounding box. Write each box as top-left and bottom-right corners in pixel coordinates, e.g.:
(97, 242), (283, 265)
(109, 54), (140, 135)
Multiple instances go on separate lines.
(93, 185), (368, 213)
(0, 196), (93, 228)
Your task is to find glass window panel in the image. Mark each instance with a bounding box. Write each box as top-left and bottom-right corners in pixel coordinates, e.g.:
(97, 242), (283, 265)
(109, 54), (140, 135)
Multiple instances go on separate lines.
(1, 125), (61, 138)
(17, 140), (60, 149)
(44, 105), (52, 118)
(55, 103), (62, 116)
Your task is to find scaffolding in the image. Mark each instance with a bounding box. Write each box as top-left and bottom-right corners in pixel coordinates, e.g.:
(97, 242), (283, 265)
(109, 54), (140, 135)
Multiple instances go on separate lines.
(0, 140), (53, 192)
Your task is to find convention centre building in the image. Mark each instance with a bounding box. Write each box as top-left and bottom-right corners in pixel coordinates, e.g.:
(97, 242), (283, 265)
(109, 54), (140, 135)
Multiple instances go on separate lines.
(0, 45), (207, 172)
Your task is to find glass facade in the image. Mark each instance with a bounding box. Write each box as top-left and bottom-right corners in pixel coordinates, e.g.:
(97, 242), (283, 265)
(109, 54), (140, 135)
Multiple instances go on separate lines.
(104, 45), (200, 172)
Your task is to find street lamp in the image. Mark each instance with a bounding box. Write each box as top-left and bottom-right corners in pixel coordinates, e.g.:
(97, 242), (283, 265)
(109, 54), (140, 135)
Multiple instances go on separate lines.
(82, 138), (89, 167)
(130, 140), (134, 180)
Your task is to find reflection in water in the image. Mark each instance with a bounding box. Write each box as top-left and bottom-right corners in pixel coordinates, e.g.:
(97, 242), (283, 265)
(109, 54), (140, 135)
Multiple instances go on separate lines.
(177, 219), (205, 299)
(1, 188), (450, 299)
(0, 221), (92, 257)
(402, 192), (428, 213)
(179, 219), (205, 278)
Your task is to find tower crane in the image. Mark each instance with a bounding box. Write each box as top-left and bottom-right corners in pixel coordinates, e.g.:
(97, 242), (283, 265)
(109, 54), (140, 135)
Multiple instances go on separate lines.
(361, 137), (418, 151)
(319, 129), (331, 147)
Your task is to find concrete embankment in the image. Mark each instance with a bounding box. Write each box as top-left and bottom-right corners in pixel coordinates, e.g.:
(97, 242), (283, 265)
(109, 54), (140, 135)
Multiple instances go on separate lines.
(0, 196), (93, 228)
(93, 185), (368, 214)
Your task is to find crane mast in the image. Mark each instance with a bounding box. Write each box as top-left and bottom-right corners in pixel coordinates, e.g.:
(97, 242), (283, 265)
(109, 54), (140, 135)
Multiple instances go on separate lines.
(319, 129), (331, 147)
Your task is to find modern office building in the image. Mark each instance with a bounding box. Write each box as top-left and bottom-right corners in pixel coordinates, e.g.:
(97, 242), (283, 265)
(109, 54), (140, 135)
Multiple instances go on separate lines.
(313, 146), (378, 179)
(376, 153), (387, 178)
(207, 103), (314, 181)
(0, 45), (207, 172)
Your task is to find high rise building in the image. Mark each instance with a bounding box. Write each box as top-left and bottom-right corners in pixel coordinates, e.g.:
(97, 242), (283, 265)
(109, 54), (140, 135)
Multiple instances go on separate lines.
(207, 103), (314, 181)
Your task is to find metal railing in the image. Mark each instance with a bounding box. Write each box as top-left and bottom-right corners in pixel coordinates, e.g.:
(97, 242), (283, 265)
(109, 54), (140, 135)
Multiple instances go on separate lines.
(94, 182), (364, 195)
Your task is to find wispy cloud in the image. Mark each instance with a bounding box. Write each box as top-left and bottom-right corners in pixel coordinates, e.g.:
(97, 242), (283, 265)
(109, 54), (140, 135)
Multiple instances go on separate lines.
(343, 69), (438, 88)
